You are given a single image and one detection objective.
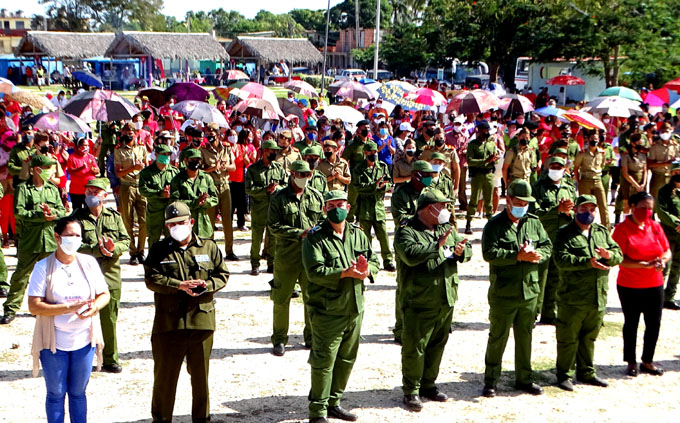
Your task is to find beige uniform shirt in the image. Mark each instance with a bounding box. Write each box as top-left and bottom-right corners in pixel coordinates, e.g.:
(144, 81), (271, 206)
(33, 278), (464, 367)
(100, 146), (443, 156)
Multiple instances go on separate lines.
(648, 141), (678, 175)
(621, 151), (647, 174)
(275, 147), (302, 173)
(317, 157), (351, 191)
(504, 146), (535, 181)
(574, 148), (605, 180)
(201, 143), (233, 186)
(114, 144), (148, 185)
(392, 157), (414, 182)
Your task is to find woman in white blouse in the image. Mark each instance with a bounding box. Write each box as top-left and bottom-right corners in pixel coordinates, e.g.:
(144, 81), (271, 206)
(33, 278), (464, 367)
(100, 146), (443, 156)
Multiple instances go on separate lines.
(28, 215), (110, 423)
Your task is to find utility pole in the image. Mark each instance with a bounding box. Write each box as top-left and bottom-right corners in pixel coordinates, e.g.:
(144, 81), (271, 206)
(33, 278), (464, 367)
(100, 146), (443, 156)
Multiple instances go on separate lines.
(355, 0), (359, 67)
(321, 0), (331, 94)
(373, 0), (380, 77)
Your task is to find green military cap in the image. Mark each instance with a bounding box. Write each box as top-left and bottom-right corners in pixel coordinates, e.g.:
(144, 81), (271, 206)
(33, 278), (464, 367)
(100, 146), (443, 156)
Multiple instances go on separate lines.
(165, 201), (191, 223)
(183, 148), (201, 159)
(430, 152), (446, 161)
(364, 141), (378, 152)
(85, 178), (109, 191)
(671, 161), (680, 172)
(154, 144), (172, 154)
(412, 160), (434, 172)
(575, 194), (597, 207)
(555, 148), (568, 155)
(262, 139), (282, 150)
(302, 145), (323, 157)
(31, 154), (56, 167)
(323, 140), (338, 148)
(549, 156), (566, 166)
(290, 160), (311, 173)
(324, 190), (348, 202)
(417, 188), (452, 210)
(507, 179), (536, 202)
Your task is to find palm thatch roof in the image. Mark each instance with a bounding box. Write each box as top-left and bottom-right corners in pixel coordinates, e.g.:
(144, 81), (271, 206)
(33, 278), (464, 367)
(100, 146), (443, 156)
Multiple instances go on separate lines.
(14, 31), (115, 59)
(105, 32), (229, 60)
(227, 36), (323, 65)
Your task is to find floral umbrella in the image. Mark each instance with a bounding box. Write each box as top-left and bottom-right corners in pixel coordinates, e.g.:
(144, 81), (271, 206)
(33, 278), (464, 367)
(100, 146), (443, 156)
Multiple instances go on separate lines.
(446, 89), (500, 114)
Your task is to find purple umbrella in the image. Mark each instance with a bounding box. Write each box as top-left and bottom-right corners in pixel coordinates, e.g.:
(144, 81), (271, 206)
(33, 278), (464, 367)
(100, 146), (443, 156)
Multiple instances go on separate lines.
(64, 90), (139, 122)
(165, 82), (209, 103)
(25, 111), (92, 133)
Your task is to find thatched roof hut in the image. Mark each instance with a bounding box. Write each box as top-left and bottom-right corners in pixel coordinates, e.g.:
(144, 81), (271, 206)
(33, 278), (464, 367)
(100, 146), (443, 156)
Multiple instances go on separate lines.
(227, 36), (323, 65)
(14, 31), (115, 59)
(105, 32), (229, 60)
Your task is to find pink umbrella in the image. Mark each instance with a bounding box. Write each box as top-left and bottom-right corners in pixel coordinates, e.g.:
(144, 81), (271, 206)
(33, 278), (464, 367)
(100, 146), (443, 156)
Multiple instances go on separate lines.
(643, 88), (679, 107)
(663, 78), (680, 92)
(403, 87), (447, 107)
(222, 69), (249, 81)
(234, 98), (284, 120)
(328, 80), (378, 101)
(283, 80), (319, 98)
(447, 89), (501, 114)
(562, 109), (605, 130)
(546, 75), (585, 86)
(499, 94), (534, 114)
(237, 82), (280, 107)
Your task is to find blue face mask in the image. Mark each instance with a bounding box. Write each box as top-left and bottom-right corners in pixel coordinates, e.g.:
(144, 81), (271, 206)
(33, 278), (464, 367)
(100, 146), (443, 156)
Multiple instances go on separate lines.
(431, 164), (443, 173)
(307, 132), (317, 141)
(511, 205), (528, 219)
(379, 128), (388, 136)
(85, 195), (101, 208)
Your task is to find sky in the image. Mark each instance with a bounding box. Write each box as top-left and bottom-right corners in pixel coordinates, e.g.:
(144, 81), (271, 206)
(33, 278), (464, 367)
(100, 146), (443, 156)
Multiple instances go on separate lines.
(13, 0), (345, 20)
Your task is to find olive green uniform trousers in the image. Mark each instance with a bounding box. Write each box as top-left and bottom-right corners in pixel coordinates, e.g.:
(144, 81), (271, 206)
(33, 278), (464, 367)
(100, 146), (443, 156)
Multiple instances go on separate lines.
(271, 266), (311, 346)
(4, 251), (50, 315)
(100, 288), (120, 366)
(555, 304), (604, 381)
(536, 257), (559, 321)
(466, 172), (494, 221)
(207, 182), (234, 255)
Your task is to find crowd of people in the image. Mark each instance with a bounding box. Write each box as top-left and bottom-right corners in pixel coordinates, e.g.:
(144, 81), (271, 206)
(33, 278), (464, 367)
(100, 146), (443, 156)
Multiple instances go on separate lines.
(0, 83), (679, 423)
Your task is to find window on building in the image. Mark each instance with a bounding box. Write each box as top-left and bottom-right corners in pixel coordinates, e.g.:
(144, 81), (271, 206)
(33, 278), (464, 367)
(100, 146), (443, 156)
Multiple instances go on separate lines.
(15, 21), (25, 29)
(3, 21), (9, 29)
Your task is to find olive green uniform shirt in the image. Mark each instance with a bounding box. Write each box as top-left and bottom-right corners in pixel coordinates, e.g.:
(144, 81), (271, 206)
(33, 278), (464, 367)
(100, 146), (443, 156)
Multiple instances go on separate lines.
(170, 170), (218, 238)
(351, 160), (392, 221)
(139, 163), (180, 216)
(245, 160), (288, 225)
(15, 180), (66, 253)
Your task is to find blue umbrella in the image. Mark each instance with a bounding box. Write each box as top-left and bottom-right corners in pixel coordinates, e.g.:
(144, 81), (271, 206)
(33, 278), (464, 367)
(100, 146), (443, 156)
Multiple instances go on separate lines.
(71, 70), (103, 89)
(359, 78), (377, 85)
(534, 106), (564, 117)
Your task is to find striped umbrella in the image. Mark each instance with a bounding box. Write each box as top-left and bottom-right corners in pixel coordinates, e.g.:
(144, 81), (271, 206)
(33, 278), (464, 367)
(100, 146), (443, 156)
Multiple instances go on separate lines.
(598, 86), (642, 102)
(446, 89), (500, 114)
(583, 97), (643, 118)
(562, 109), (605, 130)
(500, 94), (534, 115)
(64, 89), (139, 122)
(25, 111), (92, 133)
(283, 80), (318, 98)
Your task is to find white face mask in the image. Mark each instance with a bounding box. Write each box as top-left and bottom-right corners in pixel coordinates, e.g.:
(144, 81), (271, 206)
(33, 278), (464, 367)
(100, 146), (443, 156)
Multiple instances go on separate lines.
(170, 223), (192, 242)
(59, 236), (82, 256)
(603, 118), (610, 124)
(135, 121), (143, 130)
(227, 135), (237, 143)
(431, 207), (451, 225)
(431, 164), (443, 173)
(548, 168), (565, 182)
(453, 126), (461, 133)
(660, 132), (672, 141)
(294, 176), (309, 189)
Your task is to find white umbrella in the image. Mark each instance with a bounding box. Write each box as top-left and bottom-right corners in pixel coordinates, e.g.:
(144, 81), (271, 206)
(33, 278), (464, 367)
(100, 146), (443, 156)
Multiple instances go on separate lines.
(583, 96), (643, 118)
(324, 105), (365, 125)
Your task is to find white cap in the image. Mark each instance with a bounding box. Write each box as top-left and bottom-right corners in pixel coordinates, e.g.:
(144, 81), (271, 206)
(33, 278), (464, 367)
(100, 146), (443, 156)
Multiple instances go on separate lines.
(399, 122), (415, 132)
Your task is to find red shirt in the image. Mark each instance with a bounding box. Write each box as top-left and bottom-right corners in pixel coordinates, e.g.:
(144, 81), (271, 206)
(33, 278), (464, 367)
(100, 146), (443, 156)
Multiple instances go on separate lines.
(611, 216), (669, 288)
(229, 144), (246, 183)
(67, 152), (98, 195)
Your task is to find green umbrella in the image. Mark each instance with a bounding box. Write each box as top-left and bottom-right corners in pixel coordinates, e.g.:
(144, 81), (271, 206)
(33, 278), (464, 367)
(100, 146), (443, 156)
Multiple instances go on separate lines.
(599, 86), (642, 102)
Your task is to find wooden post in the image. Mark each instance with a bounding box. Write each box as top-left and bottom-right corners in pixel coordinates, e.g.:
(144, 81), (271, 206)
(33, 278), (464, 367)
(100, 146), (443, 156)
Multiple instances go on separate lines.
(147, 55), (153, 87)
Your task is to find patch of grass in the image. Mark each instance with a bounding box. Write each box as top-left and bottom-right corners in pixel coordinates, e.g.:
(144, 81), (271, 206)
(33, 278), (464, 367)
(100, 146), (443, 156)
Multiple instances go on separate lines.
(599, 320), (623, 339)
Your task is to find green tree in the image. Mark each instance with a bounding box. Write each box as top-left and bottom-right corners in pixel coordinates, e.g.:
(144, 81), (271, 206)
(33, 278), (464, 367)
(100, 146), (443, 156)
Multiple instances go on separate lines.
(290, 8), (328, 32)
(330, 0), (393, 29)
(380, 23), (432, 76)
(351, 46), (376, 69)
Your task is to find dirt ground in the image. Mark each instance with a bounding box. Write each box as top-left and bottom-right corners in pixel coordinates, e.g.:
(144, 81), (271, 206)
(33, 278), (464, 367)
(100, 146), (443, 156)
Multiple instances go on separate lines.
(1, 195), (679, 423)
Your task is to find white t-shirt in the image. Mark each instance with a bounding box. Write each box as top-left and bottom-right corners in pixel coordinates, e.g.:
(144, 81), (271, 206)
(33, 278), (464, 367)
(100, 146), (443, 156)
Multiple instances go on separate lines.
(27, 255), (108, 351)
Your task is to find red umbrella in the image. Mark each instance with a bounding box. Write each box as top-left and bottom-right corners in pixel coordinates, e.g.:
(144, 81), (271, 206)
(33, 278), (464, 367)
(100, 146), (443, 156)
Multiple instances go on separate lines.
(562, 110), (605, 130)
(663, 78), (680, 92)
(403, 88), (447, 107)
(546, 75), (585, 86)
(446, 90), (501, 114)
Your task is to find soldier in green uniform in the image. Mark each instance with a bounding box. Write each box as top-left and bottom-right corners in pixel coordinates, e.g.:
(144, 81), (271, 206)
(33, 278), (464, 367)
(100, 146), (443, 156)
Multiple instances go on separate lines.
(465, 122), (497, 235)
(317, 140), (351, 192)
(8, 125), (36, 188)
(600, 135), (615, 199)
(396, 189), (472, 412)
(294, 125), (323, 153)
(391, 161), (435, 344)
(574, 130), (610, 229)
(414, 120), (436, 153)
(74, 178), (130, 372)
(647, 122), (679, 200)
(245, 140), (288, 275)
(201, 123), (238, 260)
(342, 120), (371, 222)
(503, 128), (536, 184)
(268, 160), (325, 356)
(302, 145), (328, 194)
(170, 148), (218, 239)
(144, 201), (229, 423)
(98, 121), (121, 177)
(429, 152), (456, 226)
(114, 122), (149, 265)
(530, 157), (577, 324)
(553, 195), (623, 390)
(481, 179), (552, 397)
(139, 144), (179, 247)
(302, 190), (379, 423)
(656, 163), (680, 310)
(352, 141), (395, 271)
(1, 155), (66, 324)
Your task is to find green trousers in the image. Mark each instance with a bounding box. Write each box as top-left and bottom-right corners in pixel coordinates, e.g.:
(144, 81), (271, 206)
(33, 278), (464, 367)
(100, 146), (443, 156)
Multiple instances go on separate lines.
(359, 219), (393, 264)
(650, 173), (668, 200)
(466, 172), (494, 221)
(578, 178), (610, 229)
(0, 248), (7, 290)
(207, 183), (234, 255)
(3, 250), (50, 315)
(308, 310), (362, 418)
(120, 184), (147, 256)
(346, 184), (358, 223)
(250, 222), (275, 268)
(392, 259), (403, 341)
(146, 211), (166, 248)
(555, 303), (604, 381)
(401, 306), (453, 394)
(484, 296), (537, 386)
(663, 233), (680, 303)
(536, 257), (558, 321)
(271, 264), (311, 346)
(100, 288), (120, 366)
(151, 329), (213, 423)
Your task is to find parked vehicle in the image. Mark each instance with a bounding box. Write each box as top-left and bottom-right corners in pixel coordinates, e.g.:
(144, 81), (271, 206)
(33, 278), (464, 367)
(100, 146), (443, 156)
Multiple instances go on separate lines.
(366, 69), (393, 80)
(335, 68), (367, 81)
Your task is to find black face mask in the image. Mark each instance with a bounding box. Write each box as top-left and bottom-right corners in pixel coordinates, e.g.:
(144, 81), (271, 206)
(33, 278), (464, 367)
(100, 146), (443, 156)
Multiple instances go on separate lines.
(187, 161), (200, 171)
(267, 152), (277, 162)
(406, 150), (415, 157)
(426, 129), (435, 137)
(367, 154), (376, 162)
(39, 145), (49, 154)
(192, 139), (202, 147)
(519, 138), (529, 146)
(120, 134), (132, 144)
(207, 135), (216, 143)
(672, 174), (680, 184)
(360, 129), (369, 137)
(179, 136), (187, 144)
(434, 138), (444, 147)
(589, 140), (598, 147)
(323, 151), (332, 160)
(307, 159), (318, 169)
